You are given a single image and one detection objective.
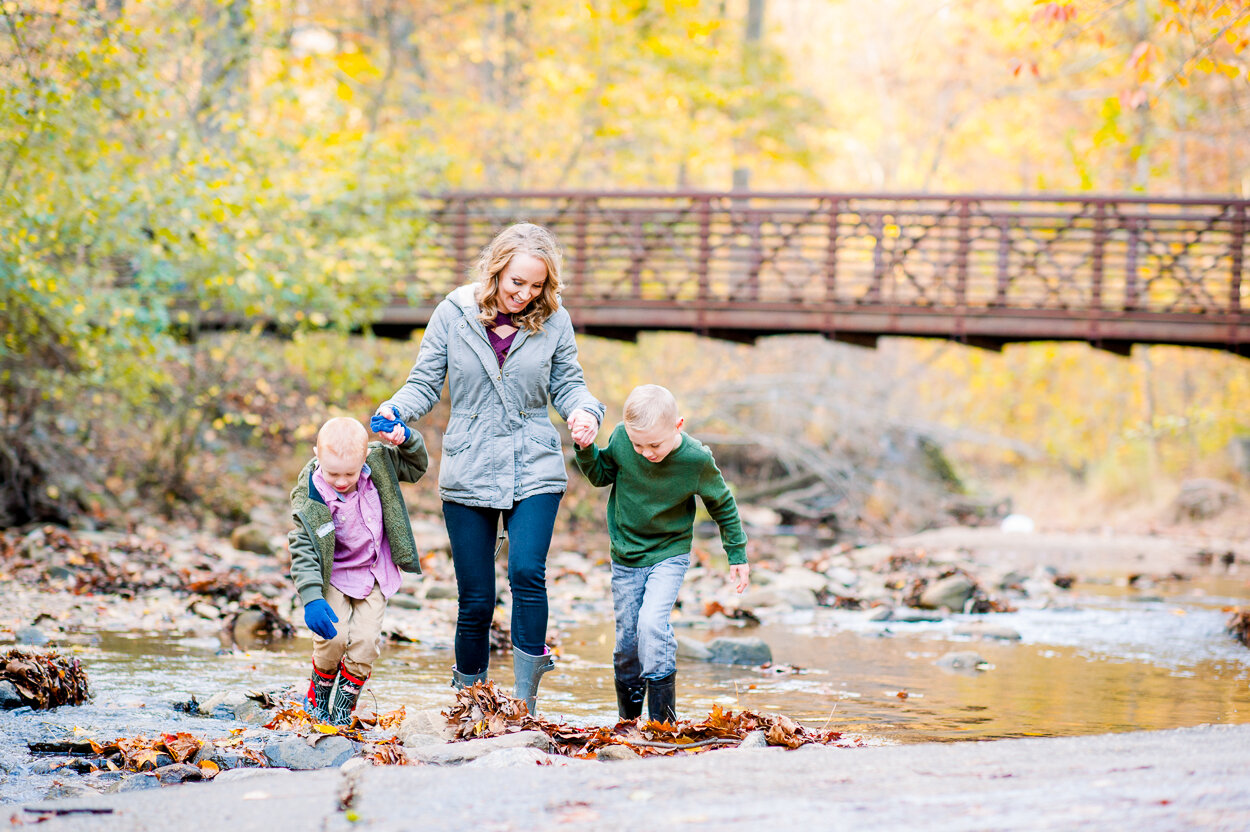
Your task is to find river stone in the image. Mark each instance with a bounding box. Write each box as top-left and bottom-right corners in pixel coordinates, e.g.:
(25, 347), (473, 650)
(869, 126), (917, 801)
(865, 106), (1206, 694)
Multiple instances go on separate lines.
(155, 764), (204, 785)
(398, 707), (454, 747)
(676, 636), (712, 661)
(595, 745), (640, 761)
(230, 524), (274, 555)
(198, 689), (251, 717)
(16, 626), (50, 646)
(408, 731), (553, 765)
(425, 584), (459, 601)
(706, 637), (772, 666)
(105, 773), (163, 793)
(952, 622), (1022, 641)
(918, 575), (976, 610)
(937, 651), (988, 671)
(865, 606), (893, 622)
(776, 567), (830, 593)
(214, 768), (293, 783)
(233, 697), (273, 726)
(389, 594), (423, 610)
(736, 730), (769, 749)
(0, 680), (24, 709)
(42, 781), (101, 801)
(463, 747), (563, 768)
(263, 734), (356, 770)
(888, 607), (946, 622)
(825, 567), (859, 589)
(740, 586), (817, 609)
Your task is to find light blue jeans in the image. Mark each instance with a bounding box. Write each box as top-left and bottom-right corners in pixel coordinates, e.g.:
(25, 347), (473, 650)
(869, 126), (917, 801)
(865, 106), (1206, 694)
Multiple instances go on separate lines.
(611, 554), (690, 684)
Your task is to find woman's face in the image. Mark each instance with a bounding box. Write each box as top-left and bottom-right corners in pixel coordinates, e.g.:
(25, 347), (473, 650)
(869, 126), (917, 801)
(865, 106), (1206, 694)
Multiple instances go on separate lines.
(493, 253), (548, 314)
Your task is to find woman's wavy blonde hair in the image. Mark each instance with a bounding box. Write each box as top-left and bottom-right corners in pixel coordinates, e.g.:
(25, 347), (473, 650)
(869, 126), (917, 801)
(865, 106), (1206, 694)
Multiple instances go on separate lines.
(473, 222), (563, 333)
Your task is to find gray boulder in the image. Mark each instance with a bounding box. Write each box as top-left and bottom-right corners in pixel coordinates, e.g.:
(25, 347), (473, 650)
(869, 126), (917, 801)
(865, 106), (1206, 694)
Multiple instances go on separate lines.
(0, 680), (24, 710)
(918, 575), (976, 611)
(676, 636), (712, 661)
(105, 774), (162, 793)
(262, 734), (356, 770)
(706, 637), (772, 666)
(408, 731), (553, 765)
(154, 764), (203, 785)
(936, 651), (989, 672)
(16, 627), (49, 646)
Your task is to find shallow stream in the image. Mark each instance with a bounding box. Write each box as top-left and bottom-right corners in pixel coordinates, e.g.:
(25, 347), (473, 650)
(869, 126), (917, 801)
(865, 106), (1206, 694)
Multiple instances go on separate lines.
(2, 575), (1247, 803)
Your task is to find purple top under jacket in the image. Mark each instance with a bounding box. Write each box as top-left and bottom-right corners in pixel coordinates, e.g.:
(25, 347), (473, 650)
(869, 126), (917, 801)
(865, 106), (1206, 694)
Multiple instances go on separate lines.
(312, 463), (401, 600)
(486, 312), (517, 366)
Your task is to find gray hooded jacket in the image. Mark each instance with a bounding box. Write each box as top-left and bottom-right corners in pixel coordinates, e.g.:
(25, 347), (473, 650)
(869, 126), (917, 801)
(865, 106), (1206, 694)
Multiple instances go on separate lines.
(380, 284), (604, 509)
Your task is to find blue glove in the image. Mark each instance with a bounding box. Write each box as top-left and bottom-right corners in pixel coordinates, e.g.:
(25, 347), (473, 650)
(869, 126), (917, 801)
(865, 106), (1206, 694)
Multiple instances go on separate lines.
(303, 599), (339, 640)
(370, 412), (412, 442)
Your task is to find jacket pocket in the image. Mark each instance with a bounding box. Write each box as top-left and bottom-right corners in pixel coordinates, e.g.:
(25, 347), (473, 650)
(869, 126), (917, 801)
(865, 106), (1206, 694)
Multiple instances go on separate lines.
(523, 430), (567, 489)
(439, 432), (474, 492)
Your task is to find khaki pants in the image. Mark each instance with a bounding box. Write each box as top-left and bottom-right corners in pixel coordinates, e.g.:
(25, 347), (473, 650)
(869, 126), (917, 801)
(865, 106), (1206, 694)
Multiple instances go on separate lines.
(311, 582), (387, 681)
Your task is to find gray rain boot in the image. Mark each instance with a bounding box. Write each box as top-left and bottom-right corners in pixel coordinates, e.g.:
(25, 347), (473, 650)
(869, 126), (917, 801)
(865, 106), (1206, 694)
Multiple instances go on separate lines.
(512, 646), (555, 715)
(451, 666), (488, 690)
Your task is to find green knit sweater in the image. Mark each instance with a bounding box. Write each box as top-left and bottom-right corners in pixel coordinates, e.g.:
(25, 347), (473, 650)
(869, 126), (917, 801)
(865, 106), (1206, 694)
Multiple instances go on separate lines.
(574, 423), (747, 568)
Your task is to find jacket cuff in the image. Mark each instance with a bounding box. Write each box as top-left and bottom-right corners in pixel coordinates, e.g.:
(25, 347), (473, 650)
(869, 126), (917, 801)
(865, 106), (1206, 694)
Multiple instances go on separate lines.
(726, 548), (748, 566)
(298, 585), (326, 605)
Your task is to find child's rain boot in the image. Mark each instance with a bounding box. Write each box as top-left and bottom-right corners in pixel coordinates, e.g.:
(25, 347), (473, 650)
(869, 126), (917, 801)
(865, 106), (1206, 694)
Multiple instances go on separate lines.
(305, 664), (337, 723)
(646, 671), (676, 724)
(329, 664), (367, 727)
(512, 646), (555, 715)
(614, 677), (646, 720)
(451, 666), (488, 690)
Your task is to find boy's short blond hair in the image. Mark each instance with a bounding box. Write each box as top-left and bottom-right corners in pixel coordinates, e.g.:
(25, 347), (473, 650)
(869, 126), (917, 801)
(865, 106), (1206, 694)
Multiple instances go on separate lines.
(623, 385), (679, 431)
(315, 417), (368, 460)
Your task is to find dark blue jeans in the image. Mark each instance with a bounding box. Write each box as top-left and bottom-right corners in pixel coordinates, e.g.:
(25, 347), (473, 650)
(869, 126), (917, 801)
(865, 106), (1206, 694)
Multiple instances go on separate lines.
(443, 492), (562, 674)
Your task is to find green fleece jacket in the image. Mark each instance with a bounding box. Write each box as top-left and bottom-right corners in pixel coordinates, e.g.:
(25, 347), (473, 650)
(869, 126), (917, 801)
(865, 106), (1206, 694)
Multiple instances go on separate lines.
(574, 423), (747, 568)
(287, 434), (429, 604)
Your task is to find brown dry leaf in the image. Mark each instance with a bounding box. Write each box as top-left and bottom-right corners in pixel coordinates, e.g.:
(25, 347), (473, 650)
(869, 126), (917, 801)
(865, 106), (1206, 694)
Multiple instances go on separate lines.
(160, 732), (202, 763)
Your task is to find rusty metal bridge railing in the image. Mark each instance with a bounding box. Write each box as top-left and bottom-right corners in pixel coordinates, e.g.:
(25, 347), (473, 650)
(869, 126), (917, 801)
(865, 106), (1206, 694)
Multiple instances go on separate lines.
(372, 191), (1248, 353)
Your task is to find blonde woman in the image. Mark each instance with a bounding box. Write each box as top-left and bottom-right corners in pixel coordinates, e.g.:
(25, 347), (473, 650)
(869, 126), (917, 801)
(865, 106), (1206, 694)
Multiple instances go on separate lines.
(375, 223), (603, 714)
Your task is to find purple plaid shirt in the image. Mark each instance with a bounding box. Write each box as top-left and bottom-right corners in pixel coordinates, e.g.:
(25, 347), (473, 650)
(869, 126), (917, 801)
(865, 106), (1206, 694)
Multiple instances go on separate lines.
(312, 463), (402, 600)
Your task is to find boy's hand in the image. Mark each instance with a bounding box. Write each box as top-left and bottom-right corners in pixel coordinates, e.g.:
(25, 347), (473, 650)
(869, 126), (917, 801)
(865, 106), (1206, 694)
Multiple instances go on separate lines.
(567, 408), (598, 448)
(303, 598), (339, 640)
(372, 406), (409, 446)
(729, 564), (750, 594)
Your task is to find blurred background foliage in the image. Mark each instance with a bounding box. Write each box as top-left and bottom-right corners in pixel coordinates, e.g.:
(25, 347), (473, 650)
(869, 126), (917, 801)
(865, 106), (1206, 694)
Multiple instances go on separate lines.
(1, 0), (1247, 531)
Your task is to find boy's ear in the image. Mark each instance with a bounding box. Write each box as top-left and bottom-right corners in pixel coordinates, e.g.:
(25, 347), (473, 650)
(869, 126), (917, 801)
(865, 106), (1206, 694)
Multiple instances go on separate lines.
(675, 416), (685, 431)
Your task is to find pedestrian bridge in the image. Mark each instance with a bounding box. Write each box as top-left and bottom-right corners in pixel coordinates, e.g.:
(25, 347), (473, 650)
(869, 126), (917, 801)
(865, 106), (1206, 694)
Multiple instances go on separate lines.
(369, 192), (1248, 354)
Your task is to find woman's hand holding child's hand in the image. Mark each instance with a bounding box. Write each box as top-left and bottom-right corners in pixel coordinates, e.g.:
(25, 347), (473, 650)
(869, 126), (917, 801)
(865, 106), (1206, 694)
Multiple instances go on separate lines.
(729, 564), (750, 594)
(567, 408), (599, 448)
(303, 598), (339, 640)
(372, 406), (409, 446)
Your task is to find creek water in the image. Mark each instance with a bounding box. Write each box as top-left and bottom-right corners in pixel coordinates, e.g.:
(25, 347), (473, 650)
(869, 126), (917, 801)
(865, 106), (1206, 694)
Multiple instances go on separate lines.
(2, 575), (1247, 803)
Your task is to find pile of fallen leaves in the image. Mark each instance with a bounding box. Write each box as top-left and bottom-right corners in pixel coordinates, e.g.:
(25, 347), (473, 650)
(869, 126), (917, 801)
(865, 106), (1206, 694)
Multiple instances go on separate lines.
(2, 649), (90, 708)
(443, 681), (846, 759)
(1226, 607), (1250, 647)
(0, 525), (286, 602)
(27, 732), (217, 776)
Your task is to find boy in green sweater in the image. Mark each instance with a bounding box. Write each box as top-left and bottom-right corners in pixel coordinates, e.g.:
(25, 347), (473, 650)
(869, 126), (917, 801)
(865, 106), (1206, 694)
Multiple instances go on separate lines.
(574, 384), (750, 723)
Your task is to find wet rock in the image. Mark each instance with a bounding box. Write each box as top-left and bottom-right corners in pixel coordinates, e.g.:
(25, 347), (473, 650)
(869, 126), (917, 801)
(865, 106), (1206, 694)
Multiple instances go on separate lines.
(776, 567), (829, 593)
(736, 730), (769, 749)
(676, 636), (712, 661)
(16, 626), (50, 646)
(705, 637), (772, 666)
(199, 689), (251, 717)
(154, 763), (203, 785)
(464, 747), (563, 768)
(263, 734), (356, 770)
(825, 567), (859, 589)
(595, 745), (640, 761)
(1172, 478), (1238, 521)
(888, 607), (946, 622)
(42, 780), (101, 800)
(230, 524), (274, 555)
(233, 697), (274, 726)
(937, 651), (989, 671)
(44, 565), (77, 582)
(952, 622), (1021, 641)
(865, 606), (893, 622)
(189, 602), (222, 620)
(389, 593), (423, 610)
(740, 586), (817, 609)
(398, 707), (454, 748)
(215, 768), (293, 782)
(918, 575), (976, 611)
(408, 730), (553, 765)
(425, 584), (459, 601)
(105, 774), (162, 793)
(0, 680), (24, 709)
(31, 758), (71, 775)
